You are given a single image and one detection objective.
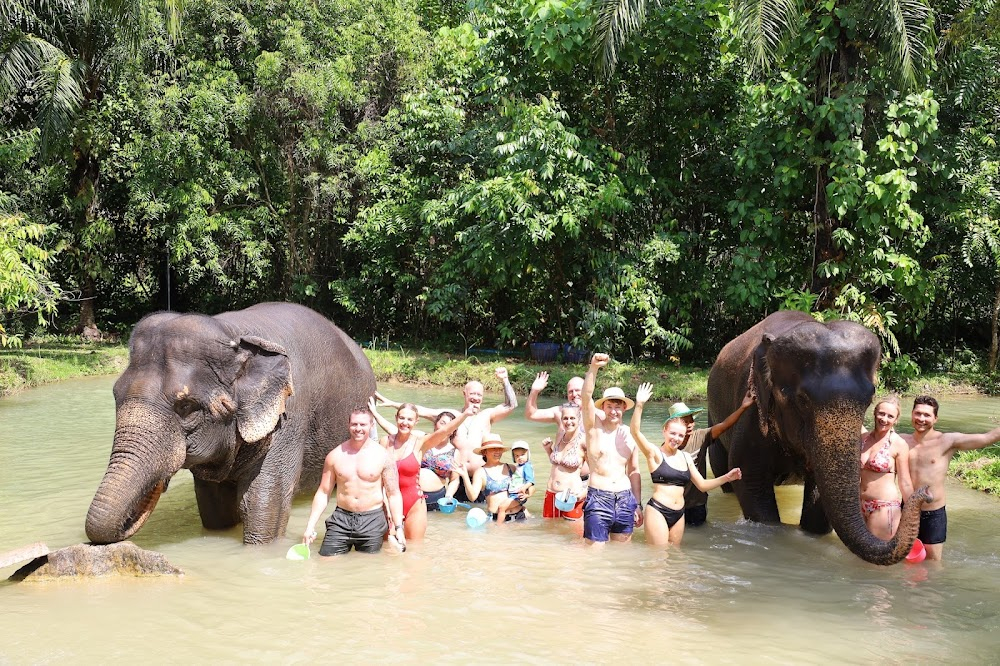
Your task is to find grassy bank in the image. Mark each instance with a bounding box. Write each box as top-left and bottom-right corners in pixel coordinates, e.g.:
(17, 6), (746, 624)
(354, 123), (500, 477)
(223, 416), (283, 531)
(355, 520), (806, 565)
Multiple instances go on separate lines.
(3, 342), (996, 495)
(0, 341), (129, 397)
(2, 343), (987, 401)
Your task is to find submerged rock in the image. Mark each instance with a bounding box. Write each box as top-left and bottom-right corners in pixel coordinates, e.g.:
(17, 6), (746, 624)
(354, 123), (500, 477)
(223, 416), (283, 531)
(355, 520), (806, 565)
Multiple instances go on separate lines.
(9, 542), (183, 582)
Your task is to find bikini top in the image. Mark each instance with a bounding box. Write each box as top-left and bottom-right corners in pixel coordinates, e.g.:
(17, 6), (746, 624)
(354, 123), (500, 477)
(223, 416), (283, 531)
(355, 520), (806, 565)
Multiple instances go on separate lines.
(862, 436), (894, 474)
(549, 430), (584, 470)
(650, 456), (690, 486)
(422, 446), (457, 479)
(483, 464), (513, 496)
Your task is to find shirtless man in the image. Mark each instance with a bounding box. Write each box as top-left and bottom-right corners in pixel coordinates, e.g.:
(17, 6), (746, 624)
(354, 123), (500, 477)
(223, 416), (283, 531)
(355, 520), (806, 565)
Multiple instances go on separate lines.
(900, 395), (1000, 561)
(378, 366), (518, 477)
(580, 353), (643, 544)
(525, 372), (605, 428)
(302, 408), (406, 555)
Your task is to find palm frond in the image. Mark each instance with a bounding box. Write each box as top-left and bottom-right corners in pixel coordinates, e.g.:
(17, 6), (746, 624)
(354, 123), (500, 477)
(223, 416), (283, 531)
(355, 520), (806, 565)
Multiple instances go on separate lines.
(732, 0), (802, 74)
(592, 0), (649, 79)
(34, 53), (84, 154)
(872, 0), (935, 89)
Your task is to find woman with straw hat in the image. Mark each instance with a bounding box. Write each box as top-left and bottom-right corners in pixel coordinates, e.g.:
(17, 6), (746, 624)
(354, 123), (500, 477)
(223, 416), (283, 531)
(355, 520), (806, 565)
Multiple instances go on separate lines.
(455, 433), (526, 522)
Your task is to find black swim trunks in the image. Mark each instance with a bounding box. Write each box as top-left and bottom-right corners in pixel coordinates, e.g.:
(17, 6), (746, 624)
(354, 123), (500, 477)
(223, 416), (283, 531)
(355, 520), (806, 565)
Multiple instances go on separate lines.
(319, 506), (387, 556)
(918, 506), (947, 545)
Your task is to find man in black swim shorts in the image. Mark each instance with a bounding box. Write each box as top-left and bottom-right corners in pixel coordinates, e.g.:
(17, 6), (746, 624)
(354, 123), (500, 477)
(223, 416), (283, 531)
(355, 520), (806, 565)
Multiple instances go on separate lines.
(902, 395), (1000, 561)
(302, 408), (406, 555)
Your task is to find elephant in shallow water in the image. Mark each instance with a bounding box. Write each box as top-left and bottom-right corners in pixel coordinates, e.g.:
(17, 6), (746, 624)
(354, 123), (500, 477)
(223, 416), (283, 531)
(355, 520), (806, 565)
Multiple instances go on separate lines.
(85, 302), (375, 545)
(706, 311), (930, 565)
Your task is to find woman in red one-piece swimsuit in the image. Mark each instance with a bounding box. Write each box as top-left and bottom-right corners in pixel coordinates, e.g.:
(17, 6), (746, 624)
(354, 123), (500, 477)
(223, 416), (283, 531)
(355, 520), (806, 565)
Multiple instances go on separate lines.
(370, 398), (473, 541)
(860, 396), (914, 540)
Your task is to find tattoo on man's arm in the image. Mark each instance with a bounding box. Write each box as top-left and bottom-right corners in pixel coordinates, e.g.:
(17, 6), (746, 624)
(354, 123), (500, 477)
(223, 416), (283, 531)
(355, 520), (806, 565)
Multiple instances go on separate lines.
(503, 378), (518, 409)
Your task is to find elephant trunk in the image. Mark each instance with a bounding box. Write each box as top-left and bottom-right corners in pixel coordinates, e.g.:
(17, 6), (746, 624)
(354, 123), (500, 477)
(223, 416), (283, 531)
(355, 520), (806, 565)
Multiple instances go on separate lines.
(812, 401), (929, 566)
(85, 400), (186, 544)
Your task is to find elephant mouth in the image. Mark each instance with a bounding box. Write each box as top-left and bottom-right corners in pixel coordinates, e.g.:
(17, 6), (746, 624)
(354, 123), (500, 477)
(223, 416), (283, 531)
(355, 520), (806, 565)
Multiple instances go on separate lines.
(119, 479), (168, 539)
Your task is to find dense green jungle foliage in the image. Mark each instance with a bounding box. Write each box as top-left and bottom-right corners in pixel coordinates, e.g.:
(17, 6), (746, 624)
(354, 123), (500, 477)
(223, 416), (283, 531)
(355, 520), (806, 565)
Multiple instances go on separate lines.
(2, 0), (1000, 387)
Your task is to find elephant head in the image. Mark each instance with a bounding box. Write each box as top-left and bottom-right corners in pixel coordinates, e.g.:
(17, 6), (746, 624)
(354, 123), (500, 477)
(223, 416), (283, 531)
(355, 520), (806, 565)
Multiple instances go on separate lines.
(749, 317), (929, 565)
(85, 313), (294, 544)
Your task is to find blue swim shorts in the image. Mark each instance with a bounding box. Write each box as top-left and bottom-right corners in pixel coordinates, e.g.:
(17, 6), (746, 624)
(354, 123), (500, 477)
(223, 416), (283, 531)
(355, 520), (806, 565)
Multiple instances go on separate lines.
(583, 488), (638, 542)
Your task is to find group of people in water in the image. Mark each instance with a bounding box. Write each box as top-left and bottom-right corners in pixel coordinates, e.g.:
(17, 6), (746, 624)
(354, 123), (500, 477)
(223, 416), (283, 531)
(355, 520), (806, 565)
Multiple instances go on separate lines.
(859, 393), (1000, 561)
(302, 354), (1000, 560)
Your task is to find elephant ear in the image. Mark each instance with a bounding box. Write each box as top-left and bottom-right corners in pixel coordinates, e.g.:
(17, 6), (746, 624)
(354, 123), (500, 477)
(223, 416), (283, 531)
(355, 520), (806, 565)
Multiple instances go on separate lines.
(233, 336), (295, 443)
(752, 335), (774, 437)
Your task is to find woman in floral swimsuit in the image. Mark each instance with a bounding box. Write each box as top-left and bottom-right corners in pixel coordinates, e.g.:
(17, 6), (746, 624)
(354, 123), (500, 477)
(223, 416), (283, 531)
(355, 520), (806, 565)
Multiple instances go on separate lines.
(860, 396), (914, 540)
(541, 405), (589, 519)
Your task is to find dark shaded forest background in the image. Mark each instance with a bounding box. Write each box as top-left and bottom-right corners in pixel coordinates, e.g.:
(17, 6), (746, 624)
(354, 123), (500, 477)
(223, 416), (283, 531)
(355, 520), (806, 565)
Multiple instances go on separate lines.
(3, 0), (999, 387)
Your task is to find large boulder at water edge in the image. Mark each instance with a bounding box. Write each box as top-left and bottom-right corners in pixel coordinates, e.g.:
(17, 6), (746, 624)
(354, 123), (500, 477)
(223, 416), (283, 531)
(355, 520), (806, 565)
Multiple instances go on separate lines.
(8, 542), (183, 582)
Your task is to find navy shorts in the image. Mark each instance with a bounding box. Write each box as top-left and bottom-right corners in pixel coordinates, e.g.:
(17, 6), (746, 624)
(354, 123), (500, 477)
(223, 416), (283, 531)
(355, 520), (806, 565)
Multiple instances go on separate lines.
(319, 507), (387, 556)
(918, 506), (947, 545)
(583, 488), (638, 542)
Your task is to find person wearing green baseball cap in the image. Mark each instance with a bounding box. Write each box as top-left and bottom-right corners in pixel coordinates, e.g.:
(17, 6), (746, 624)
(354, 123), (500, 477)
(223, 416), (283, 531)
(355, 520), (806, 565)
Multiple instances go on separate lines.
(676, 390), (755, 526)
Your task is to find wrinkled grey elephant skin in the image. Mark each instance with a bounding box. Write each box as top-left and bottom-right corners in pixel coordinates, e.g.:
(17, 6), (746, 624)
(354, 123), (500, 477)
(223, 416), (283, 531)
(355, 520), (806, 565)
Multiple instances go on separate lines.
(85, 302), (375, 545)
(706, 310), (929, 565)
(9, 542), (182, 581)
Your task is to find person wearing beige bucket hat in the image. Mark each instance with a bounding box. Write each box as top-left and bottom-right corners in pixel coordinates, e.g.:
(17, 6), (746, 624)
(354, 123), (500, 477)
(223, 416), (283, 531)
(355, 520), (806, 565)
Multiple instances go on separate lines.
(580, 353), (643, 544)
(455, 433), (526, 523)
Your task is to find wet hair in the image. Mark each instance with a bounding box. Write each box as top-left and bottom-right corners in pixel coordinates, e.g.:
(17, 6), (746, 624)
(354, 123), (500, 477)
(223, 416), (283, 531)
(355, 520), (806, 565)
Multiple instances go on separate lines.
(662, 416), (688, 430)
(913, 395), (939, 416)
(349, 407), (372, 422)
(873, 395), (901, 416)
(433, 410), (459, 427)
(560, 404), (581, 414)
(396, 403), (419, 419)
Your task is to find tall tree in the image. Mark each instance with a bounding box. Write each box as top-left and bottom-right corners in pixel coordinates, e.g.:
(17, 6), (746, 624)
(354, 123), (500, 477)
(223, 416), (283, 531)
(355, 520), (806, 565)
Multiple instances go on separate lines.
(0, 0), (182, 331)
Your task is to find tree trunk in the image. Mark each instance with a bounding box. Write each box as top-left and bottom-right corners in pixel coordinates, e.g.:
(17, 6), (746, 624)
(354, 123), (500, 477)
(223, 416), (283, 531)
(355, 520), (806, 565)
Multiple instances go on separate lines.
(990, 277), (999, 374)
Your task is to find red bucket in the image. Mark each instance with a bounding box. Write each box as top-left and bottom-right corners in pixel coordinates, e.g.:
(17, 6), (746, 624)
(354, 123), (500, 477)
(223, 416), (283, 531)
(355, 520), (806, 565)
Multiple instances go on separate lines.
(905, 538), (926, 563)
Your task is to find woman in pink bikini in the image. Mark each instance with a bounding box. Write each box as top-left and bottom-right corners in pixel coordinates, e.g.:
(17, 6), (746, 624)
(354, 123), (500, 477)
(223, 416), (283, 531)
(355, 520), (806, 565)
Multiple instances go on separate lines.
(541, 405), (588, 519)
(370, 399), (474, 541)
(860, 396), (914, 540)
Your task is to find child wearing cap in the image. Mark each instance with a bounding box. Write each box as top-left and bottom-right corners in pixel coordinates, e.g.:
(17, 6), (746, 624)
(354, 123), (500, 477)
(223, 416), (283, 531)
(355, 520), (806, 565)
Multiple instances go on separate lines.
(508, 441), (535, 510)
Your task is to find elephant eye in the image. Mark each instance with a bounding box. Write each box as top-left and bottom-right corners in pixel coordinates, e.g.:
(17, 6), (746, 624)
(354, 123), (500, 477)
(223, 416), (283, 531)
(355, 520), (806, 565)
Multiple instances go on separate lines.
(175, 399), (201, 419)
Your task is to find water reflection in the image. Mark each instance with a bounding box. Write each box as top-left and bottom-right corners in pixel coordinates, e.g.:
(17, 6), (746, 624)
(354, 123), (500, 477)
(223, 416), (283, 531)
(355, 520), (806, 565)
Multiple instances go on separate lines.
(1, 378), (999, 662)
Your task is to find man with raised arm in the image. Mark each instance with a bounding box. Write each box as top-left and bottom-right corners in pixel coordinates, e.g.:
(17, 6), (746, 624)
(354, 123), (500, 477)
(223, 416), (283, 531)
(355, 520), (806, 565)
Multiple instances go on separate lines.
(525, 372), (605, 428)
(302, 408), (405, 555)
(580, 353), (643, 544)
(900, 395), (1000, 561)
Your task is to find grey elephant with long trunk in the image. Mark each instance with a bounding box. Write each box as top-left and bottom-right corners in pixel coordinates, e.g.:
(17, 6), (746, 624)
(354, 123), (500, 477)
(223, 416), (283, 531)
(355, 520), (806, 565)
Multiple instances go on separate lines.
(706, 311), (930, 565)
(85, 302), (375, 545)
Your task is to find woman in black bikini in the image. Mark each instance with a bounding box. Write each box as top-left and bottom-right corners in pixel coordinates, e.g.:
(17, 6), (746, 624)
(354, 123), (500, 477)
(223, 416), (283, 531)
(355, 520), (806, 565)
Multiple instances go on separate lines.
(631, 383), (742, 546)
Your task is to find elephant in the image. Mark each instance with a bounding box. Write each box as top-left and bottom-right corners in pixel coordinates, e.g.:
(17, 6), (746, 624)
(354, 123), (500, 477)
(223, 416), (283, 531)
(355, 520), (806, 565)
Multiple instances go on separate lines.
(85, 302), (375, 545)
(705, 310), (930, 565)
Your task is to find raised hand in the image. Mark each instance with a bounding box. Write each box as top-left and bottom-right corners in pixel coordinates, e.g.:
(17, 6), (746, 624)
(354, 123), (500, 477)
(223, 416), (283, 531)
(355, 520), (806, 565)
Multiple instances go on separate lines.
(590, 353), (610, 368)
(531, 372), (549, 392)
(635, 382), (654, 406)
(495, 366), (509, 381)
(741, 389), (755, 409)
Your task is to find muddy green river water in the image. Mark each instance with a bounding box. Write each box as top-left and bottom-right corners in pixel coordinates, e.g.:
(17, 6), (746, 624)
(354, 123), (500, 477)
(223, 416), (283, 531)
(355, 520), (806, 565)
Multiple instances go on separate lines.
(2, 377), (999, 663)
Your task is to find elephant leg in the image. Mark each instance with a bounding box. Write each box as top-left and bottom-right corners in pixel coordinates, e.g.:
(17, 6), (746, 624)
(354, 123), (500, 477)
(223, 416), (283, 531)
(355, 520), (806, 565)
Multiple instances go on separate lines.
(731, 441), (781, 524)
(708, 440), (733, 493)
(194, 479), (240, 530)
(799, 473), (832, 535)
(237, 457), (298, 545)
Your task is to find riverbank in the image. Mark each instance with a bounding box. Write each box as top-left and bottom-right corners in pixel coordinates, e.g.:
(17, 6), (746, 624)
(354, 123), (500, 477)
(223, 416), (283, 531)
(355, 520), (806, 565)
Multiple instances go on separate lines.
(0, 341), (129, 397)
(3, 342), (997, 493)
(1, 342), (987, 400)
